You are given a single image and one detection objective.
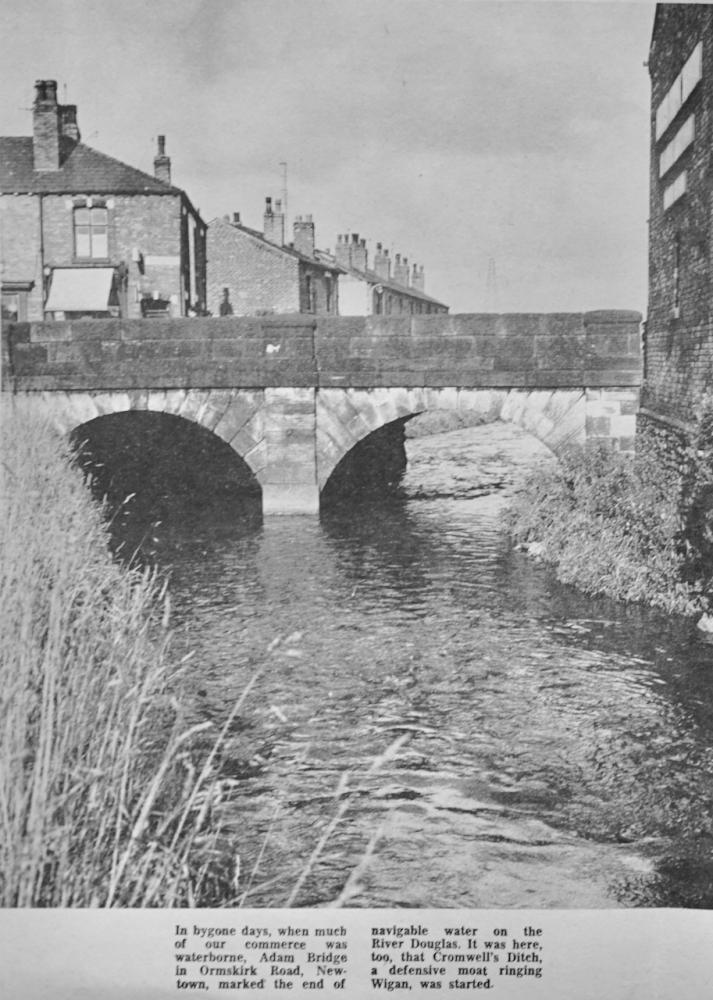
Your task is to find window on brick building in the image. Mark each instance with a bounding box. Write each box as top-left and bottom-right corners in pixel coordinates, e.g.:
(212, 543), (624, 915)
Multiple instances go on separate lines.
(663, 171), (687, 210)
(74, 206), (108, 259)
(656, 41), (702, 140)
(1, 281), (32, 322)
(659, 115), (695, 177)
(304, 274), (316, 313)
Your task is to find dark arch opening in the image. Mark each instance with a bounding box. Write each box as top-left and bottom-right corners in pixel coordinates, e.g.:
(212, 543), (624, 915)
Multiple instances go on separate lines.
(321, 417), (411, 509)
(70, 411), (261, 534)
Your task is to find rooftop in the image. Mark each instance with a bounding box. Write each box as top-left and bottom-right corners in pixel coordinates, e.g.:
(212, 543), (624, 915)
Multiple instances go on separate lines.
(0, 136), (182, 195)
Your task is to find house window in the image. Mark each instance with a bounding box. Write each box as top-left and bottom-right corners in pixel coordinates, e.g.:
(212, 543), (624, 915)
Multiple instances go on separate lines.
(305, 274), (316, 313)
(656, 41), (702, 140)
(663, 171), (687, 210)
(74, 206), (108, 259)
(1, 281), (32, 322)
(659, 115), (695, 177)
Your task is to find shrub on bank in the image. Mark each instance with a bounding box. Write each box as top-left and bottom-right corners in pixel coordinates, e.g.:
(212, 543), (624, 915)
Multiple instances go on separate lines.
(504, 440), (709, 616)
(0, 415), (237, 906)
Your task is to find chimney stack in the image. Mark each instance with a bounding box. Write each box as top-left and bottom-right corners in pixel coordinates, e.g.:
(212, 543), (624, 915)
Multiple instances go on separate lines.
(154, 135), (171, 185)
(335, 233), (352, 269)
(373, 242), (391, 280)
(263, 195), (285, 245)
(393, 253), (410, 287)
(350, 235), (368, 272)
(411, 263), (425, 292)
(233, 212), (241, 225)
(33, 80), (61, 171)
(293, 214), (316, 257)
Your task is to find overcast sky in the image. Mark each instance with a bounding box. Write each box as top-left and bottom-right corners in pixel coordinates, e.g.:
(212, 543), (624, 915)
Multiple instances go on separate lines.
(0, 0), (654, 313)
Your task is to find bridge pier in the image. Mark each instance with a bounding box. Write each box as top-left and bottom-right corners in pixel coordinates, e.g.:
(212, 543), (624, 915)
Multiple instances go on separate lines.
(257, 388), (320, 515)
(262, 483), (320, 516)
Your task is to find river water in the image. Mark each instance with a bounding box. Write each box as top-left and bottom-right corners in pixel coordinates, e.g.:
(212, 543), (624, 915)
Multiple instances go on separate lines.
(111, 422), (713, 909)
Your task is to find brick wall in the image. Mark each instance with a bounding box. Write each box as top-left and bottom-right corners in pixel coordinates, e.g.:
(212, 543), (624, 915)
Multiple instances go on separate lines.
(0, 195), (43, 319)
(206, 220), (300, 316)
(206, 220), (338, 317)
(645, 5), (713, 430)
(2, 191), (205, 321)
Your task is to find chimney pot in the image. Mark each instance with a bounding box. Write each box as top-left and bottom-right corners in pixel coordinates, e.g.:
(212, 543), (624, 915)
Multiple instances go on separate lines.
(153, 135), (171, 184)
(233, 212), (241, 224)
(264, 195), (285, 245)
(33, 79), (62, 170)
(293, 213), (316, 257)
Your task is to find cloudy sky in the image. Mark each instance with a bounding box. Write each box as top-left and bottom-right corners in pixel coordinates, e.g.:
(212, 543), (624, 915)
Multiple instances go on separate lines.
(0, 0), (654, 313)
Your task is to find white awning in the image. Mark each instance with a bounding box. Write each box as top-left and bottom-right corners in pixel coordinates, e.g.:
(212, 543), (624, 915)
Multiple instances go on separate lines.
(45, 268), (114, 312)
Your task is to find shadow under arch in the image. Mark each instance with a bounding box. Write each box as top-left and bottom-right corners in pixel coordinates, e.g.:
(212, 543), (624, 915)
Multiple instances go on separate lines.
(70, 410), (262, 529)
(320, 416), (413, 508)
(316, 386), (583, 510)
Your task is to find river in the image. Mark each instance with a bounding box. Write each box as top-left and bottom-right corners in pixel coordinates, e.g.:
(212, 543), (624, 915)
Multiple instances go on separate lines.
(109, 421), (713, 909)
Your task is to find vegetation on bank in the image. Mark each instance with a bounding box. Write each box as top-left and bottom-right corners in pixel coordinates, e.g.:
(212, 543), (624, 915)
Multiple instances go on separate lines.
(0, 415), (244, 906)
(504, 414), (713, 616)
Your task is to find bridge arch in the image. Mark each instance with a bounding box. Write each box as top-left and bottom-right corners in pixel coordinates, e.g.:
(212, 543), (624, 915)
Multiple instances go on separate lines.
(8, 381), (638, 516)
(315, 387), (587, 492)
(9, 386), (269, 476)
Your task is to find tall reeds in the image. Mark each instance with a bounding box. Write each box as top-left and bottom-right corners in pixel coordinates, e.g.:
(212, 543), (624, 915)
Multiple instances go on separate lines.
(0, 413), (234, 906)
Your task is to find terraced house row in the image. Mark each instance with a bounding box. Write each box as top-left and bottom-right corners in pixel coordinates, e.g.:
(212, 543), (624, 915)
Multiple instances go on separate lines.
(0, 80), (448, 323)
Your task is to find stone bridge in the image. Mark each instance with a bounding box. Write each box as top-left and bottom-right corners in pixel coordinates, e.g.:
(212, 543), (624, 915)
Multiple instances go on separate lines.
(2, 311), (641, 514)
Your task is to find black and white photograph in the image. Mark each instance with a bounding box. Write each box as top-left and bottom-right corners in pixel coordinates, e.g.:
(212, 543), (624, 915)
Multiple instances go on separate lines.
(1, 0), (713, 996)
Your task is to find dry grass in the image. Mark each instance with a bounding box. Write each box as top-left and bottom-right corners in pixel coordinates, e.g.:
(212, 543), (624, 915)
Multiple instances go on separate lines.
(0, 414), (239, 906)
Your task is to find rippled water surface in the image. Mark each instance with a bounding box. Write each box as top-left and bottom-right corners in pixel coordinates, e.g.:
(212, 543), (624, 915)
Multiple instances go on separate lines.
(114, 423), (713, 908)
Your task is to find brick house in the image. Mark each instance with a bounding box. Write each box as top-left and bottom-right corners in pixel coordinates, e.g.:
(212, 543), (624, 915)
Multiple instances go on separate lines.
(206, 199), (341, 316)
(334, 233), (448, 316)
(640, 5), (713, 446)
(0, 80), (206, 322)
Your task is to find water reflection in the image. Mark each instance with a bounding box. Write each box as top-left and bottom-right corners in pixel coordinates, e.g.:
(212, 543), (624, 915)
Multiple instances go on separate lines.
(108, 423), (713, 908)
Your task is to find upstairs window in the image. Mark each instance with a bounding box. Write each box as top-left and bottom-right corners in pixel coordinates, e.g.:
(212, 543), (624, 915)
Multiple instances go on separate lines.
(659, 115), (695, 177)
(656, 41), (702, 140)
(663, 170), (687, 210)
(74, 206), (108, 259)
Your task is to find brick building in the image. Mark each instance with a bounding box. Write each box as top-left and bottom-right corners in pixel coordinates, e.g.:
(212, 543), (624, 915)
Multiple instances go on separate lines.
(334, 233), (448, 316)
(641, 5), (713, 445)
(206, 200), (341, 316)
(0, 80), (206, 322)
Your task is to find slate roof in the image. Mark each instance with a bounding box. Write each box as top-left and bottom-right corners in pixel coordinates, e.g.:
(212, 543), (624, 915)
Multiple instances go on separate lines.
(210, 216), (344, 273)
(340, 263), (448, 309)
(0, 136), (182, 195)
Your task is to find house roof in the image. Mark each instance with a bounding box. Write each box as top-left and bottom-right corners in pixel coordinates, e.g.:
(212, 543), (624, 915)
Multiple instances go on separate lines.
(0, 136), (183, 196)
(210, 216), (344, 274)
(339, 263), (448, 308)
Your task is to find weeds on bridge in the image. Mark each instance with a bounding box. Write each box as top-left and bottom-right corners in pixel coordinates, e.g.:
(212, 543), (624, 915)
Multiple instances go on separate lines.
(0, 414), (242, 906)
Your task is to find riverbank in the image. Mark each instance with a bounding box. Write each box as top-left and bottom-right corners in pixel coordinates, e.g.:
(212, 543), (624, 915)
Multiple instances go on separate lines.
(0, 414), (237, 906)
(504, 440), (707, 617)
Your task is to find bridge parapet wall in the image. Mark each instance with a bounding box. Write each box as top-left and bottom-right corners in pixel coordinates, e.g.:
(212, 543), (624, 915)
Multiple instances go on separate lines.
(4, 311), (641, 392)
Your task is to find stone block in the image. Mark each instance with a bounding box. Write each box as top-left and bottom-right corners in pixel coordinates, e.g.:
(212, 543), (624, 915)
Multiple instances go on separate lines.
(213, 393), (263, 444)
(261, 483), (320, 516)
(586, 415), (611, 436)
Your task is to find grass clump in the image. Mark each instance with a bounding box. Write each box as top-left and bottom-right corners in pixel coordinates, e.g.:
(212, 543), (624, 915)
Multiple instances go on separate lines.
(504, 441), (707, 616)
(0, 413), (237, 906)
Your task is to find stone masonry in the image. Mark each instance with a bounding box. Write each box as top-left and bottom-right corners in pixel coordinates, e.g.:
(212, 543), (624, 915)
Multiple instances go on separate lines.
(3, 310), (642, 514)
